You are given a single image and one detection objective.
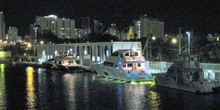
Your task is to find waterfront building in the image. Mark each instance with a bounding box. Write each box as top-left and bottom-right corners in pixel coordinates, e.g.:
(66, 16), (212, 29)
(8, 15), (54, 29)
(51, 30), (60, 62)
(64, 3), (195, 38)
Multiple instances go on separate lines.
(0, 12), (5, 40)
(207, 34), (220, 42)
(35, 15), (75, 39)
(133, 20), (141, 39)
(75, 28), (85, 39)
(119, 31), (127, 41)
(106, 23), (118, 36)
(36, 41), (142, 69)
(6, 27), (18, 42)
(82, 16), (91, 36)
(93, 20), (103, 33)
(134, 16), (164, 39)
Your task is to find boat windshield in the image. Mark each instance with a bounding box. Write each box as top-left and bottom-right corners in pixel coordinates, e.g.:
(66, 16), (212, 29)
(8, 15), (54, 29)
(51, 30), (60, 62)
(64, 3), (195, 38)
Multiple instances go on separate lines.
(112, 52), (119, 56)
(103, 61), (117, 67)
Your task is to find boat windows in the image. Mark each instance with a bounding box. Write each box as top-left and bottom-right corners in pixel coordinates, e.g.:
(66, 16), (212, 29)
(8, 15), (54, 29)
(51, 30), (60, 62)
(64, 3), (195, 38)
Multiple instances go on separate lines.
(124, 52), (129, 56)
(138, 63), (141, 67)
(103, 61), (117, 67)
(112, 52), (119, 56)
(134, 52), (138, 56)
(130, 51), (138, 56)
(75, 60), (80, 64)
(127, 64), (133, 67)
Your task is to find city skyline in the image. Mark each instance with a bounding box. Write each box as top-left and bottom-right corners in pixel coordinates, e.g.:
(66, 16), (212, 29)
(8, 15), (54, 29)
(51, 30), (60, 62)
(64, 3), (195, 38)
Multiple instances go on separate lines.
(0, 0), (219, 36)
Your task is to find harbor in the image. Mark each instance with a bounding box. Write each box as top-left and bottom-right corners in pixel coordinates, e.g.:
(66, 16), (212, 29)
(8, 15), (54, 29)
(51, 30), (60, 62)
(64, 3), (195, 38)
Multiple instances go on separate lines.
(1, 0), (219, 109)
(0, 64), (220, 110)
(17, 41), (220, 81)
(1, 41), (220, 109)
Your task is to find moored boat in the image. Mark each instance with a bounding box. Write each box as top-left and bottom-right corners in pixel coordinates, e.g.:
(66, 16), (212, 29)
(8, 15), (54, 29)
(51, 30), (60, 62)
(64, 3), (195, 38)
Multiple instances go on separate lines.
(154, 54), (220, 93)
(42, 53), (81, 72)
(93, 49), (154, 82)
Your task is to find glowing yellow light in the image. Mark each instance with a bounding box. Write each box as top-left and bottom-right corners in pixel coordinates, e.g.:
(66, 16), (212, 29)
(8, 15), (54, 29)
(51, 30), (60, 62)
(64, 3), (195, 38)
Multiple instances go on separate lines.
(130, 81), (155, 85)
(152, 36), (156, 41)
(26, 67), (36, 109)
(0, 51), (11, 58)
(40, 41), (44, 45)
(27, 43), (31, 48)
(149, 91), (159, 108)
(0, 64), (5, 107)
(171, 38), (177, 44)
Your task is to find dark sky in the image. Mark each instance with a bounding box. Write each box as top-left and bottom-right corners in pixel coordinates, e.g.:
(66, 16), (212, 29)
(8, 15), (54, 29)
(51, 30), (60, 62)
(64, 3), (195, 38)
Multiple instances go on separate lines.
(0, 0), (219, 36)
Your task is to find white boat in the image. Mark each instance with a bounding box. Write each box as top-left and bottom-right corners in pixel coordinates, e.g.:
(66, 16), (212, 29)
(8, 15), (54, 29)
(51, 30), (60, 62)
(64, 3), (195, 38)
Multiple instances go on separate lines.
(93, 49), (153, 82)
(42, 53), (81, 72)
(154, 53), (220, 93)
(42, 58), (59, 70)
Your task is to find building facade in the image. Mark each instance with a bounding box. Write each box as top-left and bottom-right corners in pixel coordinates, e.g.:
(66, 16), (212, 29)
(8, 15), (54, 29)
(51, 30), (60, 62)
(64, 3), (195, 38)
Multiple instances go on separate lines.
(134, 16), (164, 39)
(35, 15), (75, 39)
(0, 12), (5, 40)
(7, 27), (18, 42)
(106, 23), (118, 36)
(82, 17), (91, 36)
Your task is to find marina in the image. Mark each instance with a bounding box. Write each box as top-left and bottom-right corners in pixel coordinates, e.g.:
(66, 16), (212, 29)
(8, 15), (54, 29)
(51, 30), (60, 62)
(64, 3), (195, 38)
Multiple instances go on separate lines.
(0, 64), (220, 109)
(1, 41), (220, 109)
(1, 0), (219, 109)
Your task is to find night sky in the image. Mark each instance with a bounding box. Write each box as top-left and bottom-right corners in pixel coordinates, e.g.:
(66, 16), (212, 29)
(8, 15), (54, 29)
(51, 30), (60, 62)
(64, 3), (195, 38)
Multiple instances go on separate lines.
(0, 0), (219, 36)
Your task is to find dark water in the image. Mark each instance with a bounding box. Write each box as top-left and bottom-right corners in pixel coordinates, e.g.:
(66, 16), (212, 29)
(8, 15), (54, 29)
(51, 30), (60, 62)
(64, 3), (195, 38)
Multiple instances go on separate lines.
(1, 64), (220, 110)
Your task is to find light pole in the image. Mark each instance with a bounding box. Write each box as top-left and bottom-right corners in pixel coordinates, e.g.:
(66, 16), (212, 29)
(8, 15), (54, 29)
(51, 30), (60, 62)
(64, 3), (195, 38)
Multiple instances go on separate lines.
(186, 31), (191, 55)
(33, 26), (38, 44)
(178, 28), (182, 54)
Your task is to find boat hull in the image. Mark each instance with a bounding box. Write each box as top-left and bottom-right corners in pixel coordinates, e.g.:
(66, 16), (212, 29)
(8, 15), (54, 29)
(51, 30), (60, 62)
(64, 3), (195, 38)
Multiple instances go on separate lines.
(94, 65), (153, 82)
(154, 73), (215, 93)
(54, 64), (82, 73)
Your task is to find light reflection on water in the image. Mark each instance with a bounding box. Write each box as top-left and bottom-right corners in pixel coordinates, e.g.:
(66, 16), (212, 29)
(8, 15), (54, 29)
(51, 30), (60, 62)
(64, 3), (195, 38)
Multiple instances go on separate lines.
(0, 64), (6, 109)
(116, 83), (159, 110)
(0, 66), (220, 109)
(62, 73), (76, 109)
(26, 67), (36, 109)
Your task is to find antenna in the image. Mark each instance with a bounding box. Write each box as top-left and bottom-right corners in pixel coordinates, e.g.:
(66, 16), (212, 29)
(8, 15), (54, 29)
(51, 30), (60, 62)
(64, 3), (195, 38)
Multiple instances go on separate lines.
(130, 43), (134, 49)
(142, 17), (158, 56)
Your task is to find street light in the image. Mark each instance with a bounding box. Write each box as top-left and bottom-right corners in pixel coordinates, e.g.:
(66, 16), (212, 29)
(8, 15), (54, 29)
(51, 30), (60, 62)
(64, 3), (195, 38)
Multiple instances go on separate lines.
(171, 38), (177, 44)
(27, 42), (32, 48)
(186, 31), (191, 54)
(40, 41), (44, 45)
(152, 36), (156, 41)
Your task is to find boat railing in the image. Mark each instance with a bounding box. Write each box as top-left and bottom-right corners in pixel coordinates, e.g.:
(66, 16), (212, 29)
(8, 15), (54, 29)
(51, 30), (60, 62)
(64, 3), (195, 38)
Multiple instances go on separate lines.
(124, 56), (144, 61)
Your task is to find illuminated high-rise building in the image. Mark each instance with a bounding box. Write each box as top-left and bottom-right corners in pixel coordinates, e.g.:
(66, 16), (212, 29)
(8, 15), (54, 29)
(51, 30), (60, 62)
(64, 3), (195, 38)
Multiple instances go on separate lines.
(94, 20), (103, 33)
(7, 27), (18, 42)
(0, 12), (5, 40)
(106, 23), (117, 36)
(35, 15), (75, 39)
(82, 17), (91, 36)
(134, 16), (164, 39)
